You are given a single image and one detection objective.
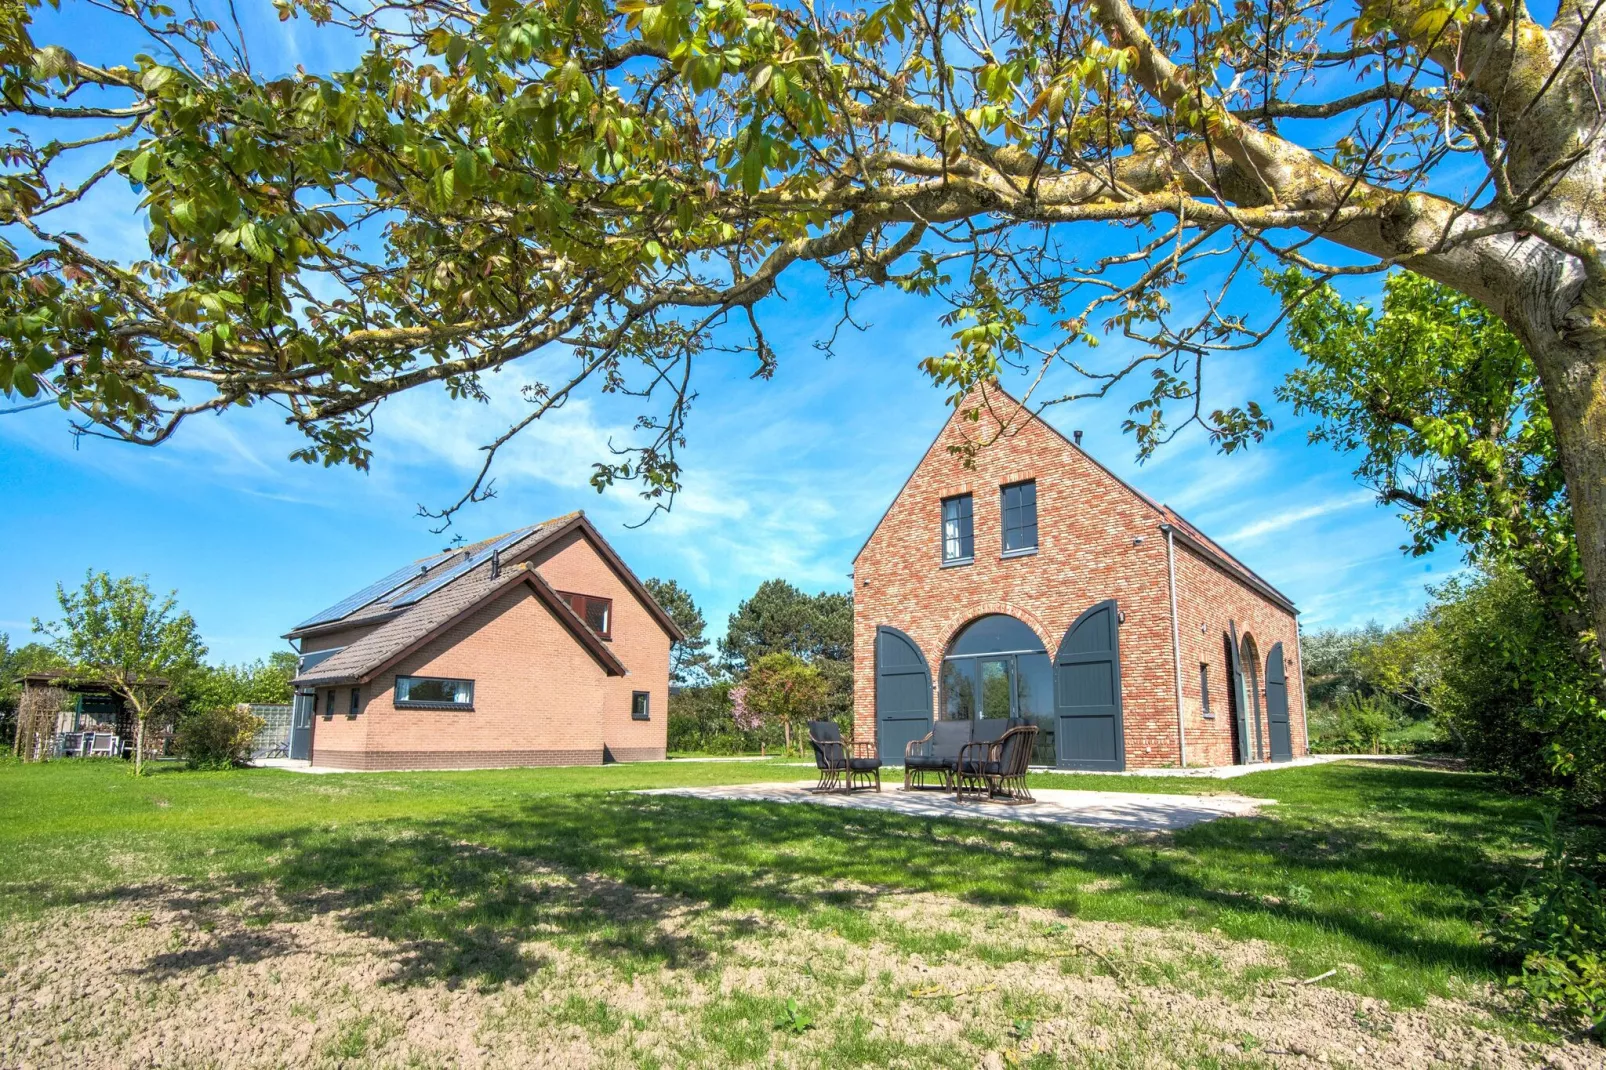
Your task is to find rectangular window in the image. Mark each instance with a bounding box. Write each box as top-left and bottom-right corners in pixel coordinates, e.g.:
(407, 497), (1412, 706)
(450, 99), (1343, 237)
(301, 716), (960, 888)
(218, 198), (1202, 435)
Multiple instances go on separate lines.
(631, 691), (651, 721)
(1200, 663), (1213, 719)
(559, 592), (613, 638)
(1001, 480), (1038, 554)
(395, 676), (475, 709)
(349, 687), (361, 717)
(941, 494), (974, 563)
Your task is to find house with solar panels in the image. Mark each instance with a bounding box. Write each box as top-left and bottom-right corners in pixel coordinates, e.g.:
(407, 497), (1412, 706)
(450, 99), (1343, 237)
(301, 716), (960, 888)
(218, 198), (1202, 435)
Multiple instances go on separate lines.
(283, 512), (682, 770)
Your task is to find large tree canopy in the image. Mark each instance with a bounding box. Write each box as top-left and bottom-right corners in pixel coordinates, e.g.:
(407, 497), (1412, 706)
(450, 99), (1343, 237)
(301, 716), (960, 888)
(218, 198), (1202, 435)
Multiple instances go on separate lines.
(1273, 269), (1588, 638)
(3, 0), (1606, 645)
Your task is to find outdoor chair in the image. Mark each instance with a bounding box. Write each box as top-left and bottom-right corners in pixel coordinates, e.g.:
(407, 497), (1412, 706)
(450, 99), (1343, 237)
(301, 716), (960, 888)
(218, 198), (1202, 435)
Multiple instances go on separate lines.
(955, 723), (1040, 804)
(903, 720), (970, 791)
(807, 720), (882, 794)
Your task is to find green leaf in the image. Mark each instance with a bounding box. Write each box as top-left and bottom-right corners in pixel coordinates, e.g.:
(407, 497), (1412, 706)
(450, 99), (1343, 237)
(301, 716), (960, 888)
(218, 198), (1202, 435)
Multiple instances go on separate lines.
(141, 65), (176, 93)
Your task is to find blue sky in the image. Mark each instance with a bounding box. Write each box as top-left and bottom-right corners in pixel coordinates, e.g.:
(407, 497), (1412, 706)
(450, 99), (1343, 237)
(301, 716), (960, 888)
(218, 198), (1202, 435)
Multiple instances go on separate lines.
(0, 5), (1464, 663)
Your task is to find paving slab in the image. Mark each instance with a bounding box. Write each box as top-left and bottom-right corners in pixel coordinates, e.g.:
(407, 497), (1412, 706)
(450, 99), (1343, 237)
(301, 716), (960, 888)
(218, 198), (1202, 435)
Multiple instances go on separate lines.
(635, 782), (1275, 831)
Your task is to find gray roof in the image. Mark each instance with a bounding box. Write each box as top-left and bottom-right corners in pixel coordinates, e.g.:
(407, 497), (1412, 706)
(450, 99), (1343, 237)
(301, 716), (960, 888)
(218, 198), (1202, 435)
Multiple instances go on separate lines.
(289, 512), (676, 687)
(292, 517), (570, 686)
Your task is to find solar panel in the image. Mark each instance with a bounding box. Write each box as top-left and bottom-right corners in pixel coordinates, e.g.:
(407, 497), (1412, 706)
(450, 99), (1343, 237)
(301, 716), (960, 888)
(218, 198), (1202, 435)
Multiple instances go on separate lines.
(388, 527), (536, 608)
(295, 550), (453, 629)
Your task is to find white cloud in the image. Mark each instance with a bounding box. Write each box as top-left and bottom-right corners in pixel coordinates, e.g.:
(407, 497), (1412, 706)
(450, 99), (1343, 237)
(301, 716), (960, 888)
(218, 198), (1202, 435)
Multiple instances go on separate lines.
(1218, 490), (1374, 545)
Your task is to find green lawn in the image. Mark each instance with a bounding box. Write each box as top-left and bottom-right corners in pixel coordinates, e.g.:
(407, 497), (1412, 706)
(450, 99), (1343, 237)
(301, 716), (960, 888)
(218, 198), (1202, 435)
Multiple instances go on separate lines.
(0, 756), (1541, 1016)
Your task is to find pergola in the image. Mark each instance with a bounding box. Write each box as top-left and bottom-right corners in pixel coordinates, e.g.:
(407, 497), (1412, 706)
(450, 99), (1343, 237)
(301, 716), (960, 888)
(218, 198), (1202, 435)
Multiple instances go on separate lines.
(12, 670), (168, 761)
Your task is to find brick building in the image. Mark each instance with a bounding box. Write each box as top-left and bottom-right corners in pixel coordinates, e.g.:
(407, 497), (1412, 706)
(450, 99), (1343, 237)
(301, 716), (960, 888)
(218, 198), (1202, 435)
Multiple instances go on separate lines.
(286, 512), (679, 770)
(852, 383), (1306, 771)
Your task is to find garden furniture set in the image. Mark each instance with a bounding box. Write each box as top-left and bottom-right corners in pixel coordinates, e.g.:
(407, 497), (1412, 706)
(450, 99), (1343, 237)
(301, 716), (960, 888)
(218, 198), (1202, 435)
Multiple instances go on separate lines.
(905, 719), (1039, 803)
(805, 718), (1039, 804)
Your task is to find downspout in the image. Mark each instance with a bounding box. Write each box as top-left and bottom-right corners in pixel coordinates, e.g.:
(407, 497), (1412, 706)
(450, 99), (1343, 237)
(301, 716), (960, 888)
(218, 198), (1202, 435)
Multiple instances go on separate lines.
(1295, 624), (1310, 754)
(1165, 528), (1187, 767)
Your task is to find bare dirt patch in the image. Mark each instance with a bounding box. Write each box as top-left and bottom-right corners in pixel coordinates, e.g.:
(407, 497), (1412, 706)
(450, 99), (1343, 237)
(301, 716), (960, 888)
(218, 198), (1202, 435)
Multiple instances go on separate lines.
(0, 881), (1595, 1069)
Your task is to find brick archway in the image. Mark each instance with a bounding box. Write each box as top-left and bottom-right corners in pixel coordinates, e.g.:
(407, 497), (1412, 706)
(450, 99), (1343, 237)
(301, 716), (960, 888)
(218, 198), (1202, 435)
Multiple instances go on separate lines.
(936, 602), (1054, 660)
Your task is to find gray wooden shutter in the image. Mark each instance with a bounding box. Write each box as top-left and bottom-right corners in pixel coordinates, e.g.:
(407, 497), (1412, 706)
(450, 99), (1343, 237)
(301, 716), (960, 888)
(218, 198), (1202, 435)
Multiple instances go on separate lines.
(1265, 642), (1293, 762)
(875, 627), (932, 764)
(1054, 601), (1124, 770)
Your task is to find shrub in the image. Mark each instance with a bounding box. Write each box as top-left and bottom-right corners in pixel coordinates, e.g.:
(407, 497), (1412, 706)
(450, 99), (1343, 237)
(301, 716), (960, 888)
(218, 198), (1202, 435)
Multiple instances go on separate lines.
(175, 706), (264, 770)
(668, 683), (783, 755)
(1309, 694), (1400, 754)
(1430, 568), (1606, 806)
(1487, 813), (1606, 1038)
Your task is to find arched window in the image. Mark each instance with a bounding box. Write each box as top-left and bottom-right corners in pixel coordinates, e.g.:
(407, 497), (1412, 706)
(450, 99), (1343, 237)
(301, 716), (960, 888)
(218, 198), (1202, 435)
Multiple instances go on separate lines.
(939, 614), (1054, 763)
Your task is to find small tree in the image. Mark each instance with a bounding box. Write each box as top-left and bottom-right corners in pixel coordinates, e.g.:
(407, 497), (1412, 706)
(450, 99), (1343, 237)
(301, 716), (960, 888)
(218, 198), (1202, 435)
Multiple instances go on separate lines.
(34, 571), (207, 774)
(742, 652), (828, 757)
(179, 652), (297, 714)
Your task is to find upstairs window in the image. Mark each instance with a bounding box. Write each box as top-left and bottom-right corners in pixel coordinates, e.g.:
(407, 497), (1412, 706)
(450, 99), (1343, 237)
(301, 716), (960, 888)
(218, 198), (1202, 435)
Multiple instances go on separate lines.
(941, 494), (974, 564)
(560, 592), (613, 638)
(1001, 480), (1038, 554)
(395, 676), (475, 709)
(349, 687), (361, 717)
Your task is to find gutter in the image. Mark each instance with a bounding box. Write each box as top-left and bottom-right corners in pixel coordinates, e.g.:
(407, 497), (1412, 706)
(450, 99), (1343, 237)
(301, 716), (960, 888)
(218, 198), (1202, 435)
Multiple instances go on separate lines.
(1165, 527), (1187, 767)
(1159, 523), (1298, 616)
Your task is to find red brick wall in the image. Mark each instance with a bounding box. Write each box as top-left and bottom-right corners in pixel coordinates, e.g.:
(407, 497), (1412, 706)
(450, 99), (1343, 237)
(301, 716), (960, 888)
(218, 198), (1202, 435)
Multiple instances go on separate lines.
(530, 528), (671, 762)
(852, 385), (1302, 769)
(1170, 540), (1307, 766)
(311, 583), (611, 769)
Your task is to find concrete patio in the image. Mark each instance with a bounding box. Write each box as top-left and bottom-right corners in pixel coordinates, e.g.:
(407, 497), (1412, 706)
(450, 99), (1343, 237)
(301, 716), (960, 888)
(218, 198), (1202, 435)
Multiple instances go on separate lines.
(636, 782), (1276, 831)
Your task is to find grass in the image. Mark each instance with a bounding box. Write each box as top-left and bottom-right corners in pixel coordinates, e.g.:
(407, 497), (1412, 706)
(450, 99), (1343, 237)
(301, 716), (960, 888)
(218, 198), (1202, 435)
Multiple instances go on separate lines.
(0, 756), (1540, 1006)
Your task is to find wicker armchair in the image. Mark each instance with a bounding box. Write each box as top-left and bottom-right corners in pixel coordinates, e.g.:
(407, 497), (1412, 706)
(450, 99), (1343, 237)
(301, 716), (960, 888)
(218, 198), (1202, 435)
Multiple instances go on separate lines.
(807, 720), (882, 793)
(903, 720), (970, 791)
(955, 723), (1039, 804)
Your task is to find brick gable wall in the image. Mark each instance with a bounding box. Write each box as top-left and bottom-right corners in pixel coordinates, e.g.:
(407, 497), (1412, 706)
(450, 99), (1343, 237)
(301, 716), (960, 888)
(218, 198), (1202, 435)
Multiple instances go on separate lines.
(852, 385), (1305, 769)
(530, 528), (671, 762)
(311, 582), (611, 769)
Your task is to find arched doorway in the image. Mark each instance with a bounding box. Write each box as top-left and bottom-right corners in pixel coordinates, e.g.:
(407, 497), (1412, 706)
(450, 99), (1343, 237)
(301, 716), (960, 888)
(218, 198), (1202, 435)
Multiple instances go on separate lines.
(1227, 623), (1251, 764)
(938, 614), (1055, 765)
(1240, 632), (1265, 761)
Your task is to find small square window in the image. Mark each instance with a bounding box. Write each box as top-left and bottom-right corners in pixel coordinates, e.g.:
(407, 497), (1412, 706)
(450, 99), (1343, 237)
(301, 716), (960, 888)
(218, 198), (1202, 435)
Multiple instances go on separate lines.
(559, 591), (613, 639)
(1001, 480), (1038, 553)
(631, 691), (651, 721)
(941, 494), (974, 563)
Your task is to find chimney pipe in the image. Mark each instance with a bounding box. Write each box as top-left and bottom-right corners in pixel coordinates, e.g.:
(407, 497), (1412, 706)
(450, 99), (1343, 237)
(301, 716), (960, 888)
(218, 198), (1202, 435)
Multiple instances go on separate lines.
(490, 548), (501, 579)
(1073, 429), (1084, 447)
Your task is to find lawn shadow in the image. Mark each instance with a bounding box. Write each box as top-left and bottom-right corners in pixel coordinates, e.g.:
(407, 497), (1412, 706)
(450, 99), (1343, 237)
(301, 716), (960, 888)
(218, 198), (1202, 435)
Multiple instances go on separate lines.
(56, 763), (1537, 995)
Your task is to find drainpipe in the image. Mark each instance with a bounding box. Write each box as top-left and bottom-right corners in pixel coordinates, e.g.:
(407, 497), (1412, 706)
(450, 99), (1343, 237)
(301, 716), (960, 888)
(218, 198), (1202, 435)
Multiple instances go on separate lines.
(1165, 527), (1187, 767)
(1295, 624), (1310, 755)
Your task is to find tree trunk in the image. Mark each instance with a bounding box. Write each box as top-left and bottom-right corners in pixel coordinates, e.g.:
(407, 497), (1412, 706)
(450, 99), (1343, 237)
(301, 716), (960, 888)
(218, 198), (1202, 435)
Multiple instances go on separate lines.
(783, 720), (791, 757)
(1526, 331), (1606, 671)
(134, 715), (144, 776)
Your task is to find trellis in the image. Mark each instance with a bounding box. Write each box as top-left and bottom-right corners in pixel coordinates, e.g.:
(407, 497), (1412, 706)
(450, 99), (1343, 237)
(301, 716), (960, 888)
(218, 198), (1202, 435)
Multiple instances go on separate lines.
(13, 685), (69, 761)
